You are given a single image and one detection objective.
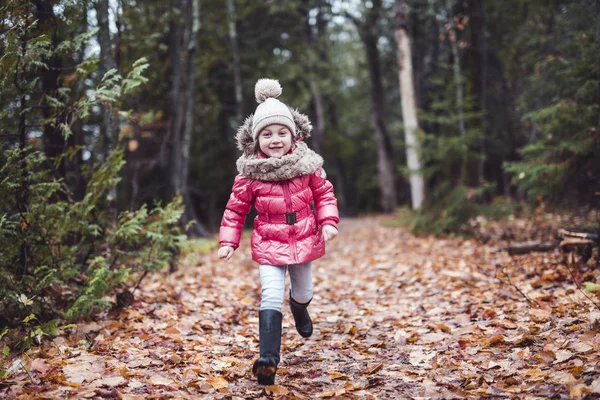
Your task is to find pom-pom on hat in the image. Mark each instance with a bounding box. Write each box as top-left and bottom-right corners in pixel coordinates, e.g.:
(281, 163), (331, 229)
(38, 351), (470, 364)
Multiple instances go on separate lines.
(251, 78), (296, 141)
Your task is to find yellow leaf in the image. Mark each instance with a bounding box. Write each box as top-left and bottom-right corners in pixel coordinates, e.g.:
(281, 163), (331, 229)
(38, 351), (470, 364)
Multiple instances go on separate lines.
(570, 384), (588, 397)
(207, 375), (228, 390)
(327, 370), (350, 380)
(164, 327), (181, 335)
(319, 389), (346, 398)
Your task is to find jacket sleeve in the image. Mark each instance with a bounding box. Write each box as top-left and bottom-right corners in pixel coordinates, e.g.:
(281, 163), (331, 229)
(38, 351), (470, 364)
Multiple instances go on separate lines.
(309, 168), (339, 229)
(219, 174), (254, 249)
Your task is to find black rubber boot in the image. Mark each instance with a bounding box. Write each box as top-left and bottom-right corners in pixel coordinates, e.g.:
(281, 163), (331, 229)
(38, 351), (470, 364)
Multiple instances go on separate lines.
(289, 292), (313, 338)
(252, 309), (283, 385)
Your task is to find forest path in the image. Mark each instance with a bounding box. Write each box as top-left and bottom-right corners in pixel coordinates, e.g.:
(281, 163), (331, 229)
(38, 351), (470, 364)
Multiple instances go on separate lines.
(4, 216), (600, 399)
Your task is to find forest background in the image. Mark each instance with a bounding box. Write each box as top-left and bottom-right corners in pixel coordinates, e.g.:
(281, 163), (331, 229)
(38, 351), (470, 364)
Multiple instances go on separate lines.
(1, 0), (599, 352)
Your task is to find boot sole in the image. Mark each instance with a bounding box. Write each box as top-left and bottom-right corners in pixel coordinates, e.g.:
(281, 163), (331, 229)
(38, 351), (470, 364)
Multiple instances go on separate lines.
(253, 361), (276, 385)
(297, 327), (313, 338)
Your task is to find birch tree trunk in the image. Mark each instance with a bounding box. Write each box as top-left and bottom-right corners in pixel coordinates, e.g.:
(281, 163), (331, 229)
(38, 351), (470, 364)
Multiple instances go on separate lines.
(394, 0), (424, 210)
(227, 0), (243, 124)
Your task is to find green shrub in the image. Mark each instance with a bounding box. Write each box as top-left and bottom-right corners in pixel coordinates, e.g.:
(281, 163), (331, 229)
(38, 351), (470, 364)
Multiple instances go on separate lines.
(0, 147), (186, 351)
(389, 186), (516, 237)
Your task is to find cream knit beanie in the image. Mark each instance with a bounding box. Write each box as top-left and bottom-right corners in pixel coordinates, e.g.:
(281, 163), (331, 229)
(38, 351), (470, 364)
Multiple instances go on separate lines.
(251, 78), (296, 141)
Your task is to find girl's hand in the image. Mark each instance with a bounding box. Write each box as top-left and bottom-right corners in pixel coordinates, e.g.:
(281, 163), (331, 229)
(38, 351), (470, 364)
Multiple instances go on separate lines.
(322, 225), (338, 242)
(218, 246), (235, 261)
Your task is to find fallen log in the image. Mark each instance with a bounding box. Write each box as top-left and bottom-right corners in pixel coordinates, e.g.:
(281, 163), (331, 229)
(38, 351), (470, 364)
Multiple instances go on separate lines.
(559, 237), (595, 251)
(503, 241), (557, 255)
(558, 229), (600, 241)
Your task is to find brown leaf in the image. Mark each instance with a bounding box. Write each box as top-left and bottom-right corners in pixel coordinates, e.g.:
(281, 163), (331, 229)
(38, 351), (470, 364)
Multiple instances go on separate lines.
(570, 341), (593, 354)
(98, 376), (127, 388)
(535, 350), (556, 365)
(484, 335), (506, 346)
(148, 374), (175, 386)
(30, 358), (50, 375)
(496, 319), (517, 329)
(63, 359), (105, 384)
(199, 320), (218, 330)
(365, 361), (385, 374)
(265, 384), (289, 396)
(95, 388), (122, 399)
(168, 354), (182, 364)
(530, 308), (551, 323)
(554, 349), (573, 364)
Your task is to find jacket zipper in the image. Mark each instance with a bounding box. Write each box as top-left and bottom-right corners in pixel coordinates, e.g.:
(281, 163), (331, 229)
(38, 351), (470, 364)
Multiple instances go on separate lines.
(282, 181), (299, 264)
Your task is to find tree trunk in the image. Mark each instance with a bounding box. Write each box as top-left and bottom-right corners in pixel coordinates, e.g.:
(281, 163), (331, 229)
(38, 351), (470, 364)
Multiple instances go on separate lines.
(503, 241), (557, 255)
(181, 0), (207, 237)
(35, 1), (65, 166)
(96, 0), (118, 223)
(446, 0), (466, 140)
(17, 25), (30, 276)
(468, 0), (487, 184)
(181, 0), (199, 192)
(115, 0), (123, 70)
(365, 32), (397, 213)
(301, 8), (325, 154)
(478, 0), (487, 183)
(227, 0), (243, 125)
(352, 2), (397, 213)
(308, 79), (326, 155)
(596, 0), (600, 132)
(96, 0), (118, 155)
(169, 0), (185, 196)
(394, 0), (425, 210)
(446, 0), (468, 185)
(329, 100), (352, 215)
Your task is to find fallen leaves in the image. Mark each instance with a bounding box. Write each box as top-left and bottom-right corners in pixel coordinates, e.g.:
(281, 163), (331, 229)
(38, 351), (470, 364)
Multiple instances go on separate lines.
(2, 216), (600, 398)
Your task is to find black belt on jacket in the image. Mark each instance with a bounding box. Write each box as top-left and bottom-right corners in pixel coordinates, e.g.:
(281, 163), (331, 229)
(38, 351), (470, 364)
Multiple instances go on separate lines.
(260, 206), (313, 225)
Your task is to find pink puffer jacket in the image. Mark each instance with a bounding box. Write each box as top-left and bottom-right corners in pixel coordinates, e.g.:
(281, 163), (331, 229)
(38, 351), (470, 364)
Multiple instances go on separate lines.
(219, 107), (339, 265)
(219, 168), (338, 265)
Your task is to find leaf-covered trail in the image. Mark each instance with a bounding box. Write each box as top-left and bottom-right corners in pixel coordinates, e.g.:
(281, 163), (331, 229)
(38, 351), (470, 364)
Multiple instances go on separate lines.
(3, 216), (600, 399)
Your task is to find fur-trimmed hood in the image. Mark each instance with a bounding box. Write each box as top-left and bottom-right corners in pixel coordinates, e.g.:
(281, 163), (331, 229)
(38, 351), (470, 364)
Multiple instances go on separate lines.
(235, 108), (323, 181)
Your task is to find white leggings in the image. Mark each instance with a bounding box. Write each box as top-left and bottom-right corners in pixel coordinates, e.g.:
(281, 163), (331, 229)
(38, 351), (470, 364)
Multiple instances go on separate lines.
(259, 263), (313, 311)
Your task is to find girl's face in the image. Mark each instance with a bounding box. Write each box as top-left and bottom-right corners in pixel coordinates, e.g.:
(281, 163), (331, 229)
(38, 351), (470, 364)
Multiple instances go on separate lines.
(257, 124), (293, 158)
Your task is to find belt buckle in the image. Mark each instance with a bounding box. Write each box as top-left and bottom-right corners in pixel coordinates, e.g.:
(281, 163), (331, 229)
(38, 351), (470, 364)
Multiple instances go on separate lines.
(285, 211), (297, 225)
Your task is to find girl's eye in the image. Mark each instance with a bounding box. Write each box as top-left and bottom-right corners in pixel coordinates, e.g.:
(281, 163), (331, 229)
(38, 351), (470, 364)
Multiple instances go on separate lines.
(262, 133), (271, 138)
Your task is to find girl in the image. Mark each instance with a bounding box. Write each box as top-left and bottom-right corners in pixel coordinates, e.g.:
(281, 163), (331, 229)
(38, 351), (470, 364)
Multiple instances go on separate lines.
(218, 78), (339, 385)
